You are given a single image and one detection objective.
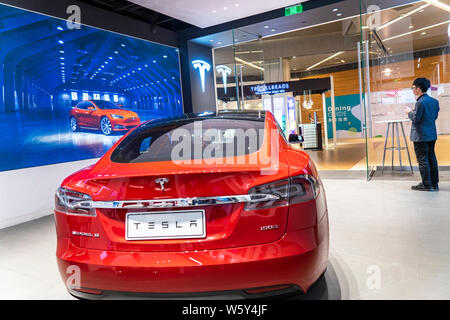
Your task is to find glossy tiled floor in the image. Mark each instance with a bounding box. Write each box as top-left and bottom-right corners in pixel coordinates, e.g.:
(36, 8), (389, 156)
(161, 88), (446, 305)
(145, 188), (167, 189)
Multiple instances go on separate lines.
(0, 178), (449, 300)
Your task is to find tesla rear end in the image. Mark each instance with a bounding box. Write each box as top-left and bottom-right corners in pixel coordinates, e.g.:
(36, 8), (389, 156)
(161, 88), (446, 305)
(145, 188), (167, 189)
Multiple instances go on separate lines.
(54, 111), (329, 299)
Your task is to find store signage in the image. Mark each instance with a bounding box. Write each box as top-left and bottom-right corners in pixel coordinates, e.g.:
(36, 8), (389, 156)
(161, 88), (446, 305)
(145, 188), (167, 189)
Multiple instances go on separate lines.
(287, 97), (296, 134)
(217, 78), (331, 100)
(326, 94), (362, 139)
(192, 59), (211, 93)
(216, 65), (232, 94)
(285, 4), (303, 16)
(250, 83), (290, 95)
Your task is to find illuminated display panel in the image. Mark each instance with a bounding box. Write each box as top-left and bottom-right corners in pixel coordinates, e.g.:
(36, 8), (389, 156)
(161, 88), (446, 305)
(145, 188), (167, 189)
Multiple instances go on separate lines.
(0, 3), (183, 172)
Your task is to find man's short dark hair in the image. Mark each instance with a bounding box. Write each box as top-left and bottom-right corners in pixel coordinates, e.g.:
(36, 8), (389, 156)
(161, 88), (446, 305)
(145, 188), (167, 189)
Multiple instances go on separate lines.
(413, 78), (431, 93)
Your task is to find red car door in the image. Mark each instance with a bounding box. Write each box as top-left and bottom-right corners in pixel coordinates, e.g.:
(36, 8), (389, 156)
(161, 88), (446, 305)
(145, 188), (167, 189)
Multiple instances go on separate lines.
(75, 102), (90, 127)
(84, 101), (102, 128)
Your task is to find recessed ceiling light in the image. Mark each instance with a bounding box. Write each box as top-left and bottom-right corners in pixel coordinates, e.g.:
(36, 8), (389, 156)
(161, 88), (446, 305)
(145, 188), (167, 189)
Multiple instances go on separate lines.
(223, 7), (228, 10)
(421, 32), (427, 35)
(293, 56), (296, 59)
(217, 41), (222, 45)
(271, 28), (276, 32)
(264, 25), (269, 29)
(235, 3), (239, 7)
(209, 39), (214, 42)
(409, 25), (414, 29)
(337, 13), (342, 16)
(333, 8), (338, 12)
(212, 10), (217, 13)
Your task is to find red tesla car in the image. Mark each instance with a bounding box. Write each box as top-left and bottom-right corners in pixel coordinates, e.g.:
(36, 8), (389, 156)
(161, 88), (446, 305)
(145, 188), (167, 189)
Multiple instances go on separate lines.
(55, 110), (329, 299)
(69, 100), (140, 135)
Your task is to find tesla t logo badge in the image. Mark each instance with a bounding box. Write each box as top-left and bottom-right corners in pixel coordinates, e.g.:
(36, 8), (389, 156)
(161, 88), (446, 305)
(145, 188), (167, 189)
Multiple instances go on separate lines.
(155, 178), (169, 191)
(216, 65), (232, 94)
(192, 60), (211, 93)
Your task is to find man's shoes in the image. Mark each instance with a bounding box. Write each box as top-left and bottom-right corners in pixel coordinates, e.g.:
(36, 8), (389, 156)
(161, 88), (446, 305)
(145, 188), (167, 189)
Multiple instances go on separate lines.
(411, 183), (433, 191)
(432, 184), (439, 191)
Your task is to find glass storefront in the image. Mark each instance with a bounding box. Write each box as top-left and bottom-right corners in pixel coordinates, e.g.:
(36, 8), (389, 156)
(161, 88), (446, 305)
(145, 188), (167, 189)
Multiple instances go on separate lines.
(193, 0), (450, 180)
(360, 1), (450, 179)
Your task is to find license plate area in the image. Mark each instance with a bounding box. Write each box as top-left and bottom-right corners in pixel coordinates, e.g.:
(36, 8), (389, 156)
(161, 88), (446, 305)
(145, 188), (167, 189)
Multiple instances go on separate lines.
(125, 210), (206, 240)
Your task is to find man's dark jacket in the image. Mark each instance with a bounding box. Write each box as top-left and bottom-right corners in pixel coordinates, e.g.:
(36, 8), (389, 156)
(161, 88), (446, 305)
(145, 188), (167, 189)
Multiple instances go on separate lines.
(408, 94), (440, 142)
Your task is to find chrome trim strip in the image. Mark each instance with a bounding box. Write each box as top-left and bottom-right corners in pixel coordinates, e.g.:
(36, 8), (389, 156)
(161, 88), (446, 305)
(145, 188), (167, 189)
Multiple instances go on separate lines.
(72, 194), (280, 210)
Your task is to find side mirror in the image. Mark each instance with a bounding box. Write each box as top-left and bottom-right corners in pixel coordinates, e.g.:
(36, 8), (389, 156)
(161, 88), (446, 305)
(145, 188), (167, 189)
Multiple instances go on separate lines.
(88, 106), (95, 111)
(288, 134), (304, 143)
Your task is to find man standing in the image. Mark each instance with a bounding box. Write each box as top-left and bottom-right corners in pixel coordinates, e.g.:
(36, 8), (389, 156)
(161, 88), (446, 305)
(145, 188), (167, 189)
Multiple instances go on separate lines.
(405, 78), (440, 191)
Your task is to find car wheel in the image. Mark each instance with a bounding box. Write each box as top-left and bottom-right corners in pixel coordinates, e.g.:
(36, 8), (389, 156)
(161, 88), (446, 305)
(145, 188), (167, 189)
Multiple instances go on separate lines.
(70, 117), (79, 132)
(100, 116), (112, 135)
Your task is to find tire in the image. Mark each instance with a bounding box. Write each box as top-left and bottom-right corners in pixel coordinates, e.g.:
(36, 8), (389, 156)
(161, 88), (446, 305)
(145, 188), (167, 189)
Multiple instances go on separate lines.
(70, 117), (79, 132)
(100, 116), (112, 135)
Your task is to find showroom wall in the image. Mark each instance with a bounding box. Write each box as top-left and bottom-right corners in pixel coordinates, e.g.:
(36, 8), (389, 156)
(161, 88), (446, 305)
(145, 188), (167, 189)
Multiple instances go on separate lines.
(0, 0), (182, 229)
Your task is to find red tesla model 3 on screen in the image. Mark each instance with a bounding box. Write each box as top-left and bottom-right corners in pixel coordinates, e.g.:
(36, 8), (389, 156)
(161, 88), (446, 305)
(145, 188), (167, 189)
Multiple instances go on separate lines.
(69, 100), (140, 135)
(55, 110), (329, 299)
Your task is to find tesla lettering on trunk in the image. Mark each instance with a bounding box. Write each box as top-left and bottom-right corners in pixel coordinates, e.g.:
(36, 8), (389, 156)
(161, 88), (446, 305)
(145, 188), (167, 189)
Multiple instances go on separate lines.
(133, 220), (199, 230)
(126, 211), (206, 240)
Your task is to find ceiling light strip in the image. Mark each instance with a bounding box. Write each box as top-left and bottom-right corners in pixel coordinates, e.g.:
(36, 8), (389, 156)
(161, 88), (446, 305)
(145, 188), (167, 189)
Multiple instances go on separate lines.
(235, 57), (264, 71)
(423, 0), (450, 13)
(376, 3), (430, 31)
(384, 20), (450, 41)
(306, 51), (344, 71)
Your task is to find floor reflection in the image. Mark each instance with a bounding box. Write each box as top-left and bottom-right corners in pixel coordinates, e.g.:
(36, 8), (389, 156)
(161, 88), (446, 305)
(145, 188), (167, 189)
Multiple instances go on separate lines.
(0, 108), (173, 171)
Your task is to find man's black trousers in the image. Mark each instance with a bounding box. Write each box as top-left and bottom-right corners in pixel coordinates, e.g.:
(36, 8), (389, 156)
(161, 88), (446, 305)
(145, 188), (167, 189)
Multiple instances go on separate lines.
(413, 140), (439, 186)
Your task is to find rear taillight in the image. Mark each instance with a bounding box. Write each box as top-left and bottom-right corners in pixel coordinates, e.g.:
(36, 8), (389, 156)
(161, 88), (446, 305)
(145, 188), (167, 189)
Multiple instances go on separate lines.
(244, 175), (319, 211)
(288, 175), (319, 205)
(55, 187), (96, 216)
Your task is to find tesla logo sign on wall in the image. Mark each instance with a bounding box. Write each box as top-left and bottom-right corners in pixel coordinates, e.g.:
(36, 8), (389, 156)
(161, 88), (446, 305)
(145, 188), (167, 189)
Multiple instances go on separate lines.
(216, 65), (232, 94)
(192, 60), (211, 93)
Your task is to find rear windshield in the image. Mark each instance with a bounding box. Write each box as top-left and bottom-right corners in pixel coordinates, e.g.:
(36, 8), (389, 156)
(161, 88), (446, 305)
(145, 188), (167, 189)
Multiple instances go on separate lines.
(110, 118), (265, 163)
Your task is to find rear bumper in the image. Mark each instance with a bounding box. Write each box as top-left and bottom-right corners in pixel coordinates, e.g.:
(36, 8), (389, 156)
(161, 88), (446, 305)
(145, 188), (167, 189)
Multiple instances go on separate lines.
(68, 285), (303, 300)
(57, 214), (328, 299)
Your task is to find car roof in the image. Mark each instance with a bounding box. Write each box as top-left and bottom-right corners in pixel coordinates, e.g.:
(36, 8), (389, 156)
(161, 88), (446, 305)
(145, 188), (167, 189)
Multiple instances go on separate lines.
(142, 110), (266, 127)
(124, 110), (267, 136)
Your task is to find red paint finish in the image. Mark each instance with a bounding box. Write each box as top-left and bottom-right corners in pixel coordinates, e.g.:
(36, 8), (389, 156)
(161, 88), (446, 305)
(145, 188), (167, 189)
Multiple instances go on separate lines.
(69, 100), (140, 133)
(55, 111), (329, 297)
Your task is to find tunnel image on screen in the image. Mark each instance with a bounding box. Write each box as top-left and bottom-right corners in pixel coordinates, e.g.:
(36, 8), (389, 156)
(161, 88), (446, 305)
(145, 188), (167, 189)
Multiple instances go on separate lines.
(0, 3), (183, 172)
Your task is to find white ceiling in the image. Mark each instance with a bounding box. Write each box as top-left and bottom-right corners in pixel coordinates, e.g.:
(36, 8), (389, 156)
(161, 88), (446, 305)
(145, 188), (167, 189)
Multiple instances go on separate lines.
(128, 0), (307, 28)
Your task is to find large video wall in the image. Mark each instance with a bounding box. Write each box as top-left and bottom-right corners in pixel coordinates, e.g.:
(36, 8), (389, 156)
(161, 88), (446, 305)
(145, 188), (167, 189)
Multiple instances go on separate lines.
(0, 3), (183, 172)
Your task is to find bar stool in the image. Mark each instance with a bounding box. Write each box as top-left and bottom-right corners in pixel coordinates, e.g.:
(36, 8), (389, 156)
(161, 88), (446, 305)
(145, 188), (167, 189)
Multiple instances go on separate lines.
(378, 119), (413, 174)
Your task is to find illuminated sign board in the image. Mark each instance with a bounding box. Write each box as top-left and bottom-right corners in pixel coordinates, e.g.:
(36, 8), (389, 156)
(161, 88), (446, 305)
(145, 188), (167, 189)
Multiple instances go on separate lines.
(285, 4), (303, 16)
(192, 59), (211, 93)
(250, 83), (290, 95)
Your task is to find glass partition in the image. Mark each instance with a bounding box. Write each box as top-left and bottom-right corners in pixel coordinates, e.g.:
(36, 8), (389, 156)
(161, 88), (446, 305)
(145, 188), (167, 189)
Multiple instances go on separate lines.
(214, 29), (265, 111)
(360, 0), (450, 179)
